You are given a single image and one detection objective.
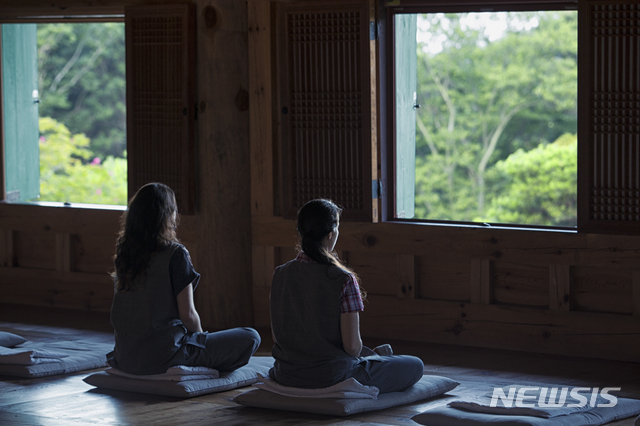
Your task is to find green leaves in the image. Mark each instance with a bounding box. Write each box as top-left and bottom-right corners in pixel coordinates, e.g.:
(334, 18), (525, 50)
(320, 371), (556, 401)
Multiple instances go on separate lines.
(482, 134), (577, 226)
(413, 11), (577, 225)
(37, 23), (126, 159)
(38, 117), (127, 205)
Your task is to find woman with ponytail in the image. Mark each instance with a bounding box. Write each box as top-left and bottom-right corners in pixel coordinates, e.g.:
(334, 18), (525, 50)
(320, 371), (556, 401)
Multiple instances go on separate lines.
(269, 199), (424, 393)
(108, 183), (260, 375)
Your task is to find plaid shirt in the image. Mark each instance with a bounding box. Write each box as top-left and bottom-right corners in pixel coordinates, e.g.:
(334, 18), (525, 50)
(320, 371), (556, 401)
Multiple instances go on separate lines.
(295, 251), (364, 313)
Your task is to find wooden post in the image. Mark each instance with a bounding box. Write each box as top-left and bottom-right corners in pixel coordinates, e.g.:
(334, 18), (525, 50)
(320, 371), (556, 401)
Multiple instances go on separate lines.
(55, 233), (73, 272)
(248, 0), (273, 217)
(633, 270), (640, 317)
(470, 258), (492, 304)
(1, 230), (14, 267)
(368, 0), (379, 222)
(550, 264), (571, 311)
(397, 254), (416, 298)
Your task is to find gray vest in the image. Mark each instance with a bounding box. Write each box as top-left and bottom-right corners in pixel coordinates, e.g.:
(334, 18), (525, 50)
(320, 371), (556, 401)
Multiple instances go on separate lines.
(270, 259), (359, 388)
(109, 244), (187, 374)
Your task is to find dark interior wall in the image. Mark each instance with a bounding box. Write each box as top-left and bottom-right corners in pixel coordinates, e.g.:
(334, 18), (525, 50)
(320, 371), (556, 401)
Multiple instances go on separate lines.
(1, 0), (640, 363)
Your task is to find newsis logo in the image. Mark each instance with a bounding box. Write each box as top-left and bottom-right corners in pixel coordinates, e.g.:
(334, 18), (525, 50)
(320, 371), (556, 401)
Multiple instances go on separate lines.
(490, 387), (620, 408)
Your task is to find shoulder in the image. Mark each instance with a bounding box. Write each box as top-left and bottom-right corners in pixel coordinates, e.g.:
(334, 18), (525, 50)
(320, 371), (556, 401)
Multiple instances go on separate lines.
(169, 243), (192, 262)
(273, 259), (296, 275)
(327, 264), (351, 281)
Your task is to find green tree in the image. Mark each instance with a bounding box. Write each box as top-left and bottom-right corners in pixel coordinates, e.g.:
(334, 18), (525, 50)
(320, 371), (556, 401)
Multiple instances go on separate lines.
(414, 11), (577, 222)
(37, 23), (126, 159)
(481, 133), (577, 226)
(38, 117), (127, 205)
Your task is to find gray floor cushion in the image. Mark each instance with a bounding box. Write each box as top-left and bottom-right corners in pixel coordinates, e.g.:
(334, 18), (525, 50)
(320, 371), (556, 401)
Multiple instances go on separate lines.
(0, 323), (112, 378)
(83, 356), (274, 398)
(233, 374), (459, 416)
(412, 396), (640, 426)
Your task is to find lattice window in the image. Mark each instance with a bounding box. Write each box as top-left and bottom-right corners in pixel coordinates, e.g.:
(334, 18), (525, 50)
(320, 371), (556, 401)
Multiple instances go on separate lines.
(278, 2), (373, 220)
(126, 4), (196, 214)
(580, 1), (640, 231)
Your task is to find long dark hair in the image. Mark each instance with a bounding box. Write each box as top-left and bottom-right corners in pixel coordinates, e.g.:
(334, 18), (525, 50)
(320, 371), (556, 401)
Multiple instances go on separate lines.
(297, 199), (366, 300)
(112, 183), (180, 292)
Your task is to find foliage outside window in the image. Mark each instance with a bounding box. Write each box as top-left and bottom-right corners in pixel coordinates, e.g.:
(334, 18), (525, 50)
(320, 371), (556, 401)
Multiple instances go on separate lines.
(394, 10), (577, 227)
(36, 22), (127, 205)
(2, 22), (127, 206)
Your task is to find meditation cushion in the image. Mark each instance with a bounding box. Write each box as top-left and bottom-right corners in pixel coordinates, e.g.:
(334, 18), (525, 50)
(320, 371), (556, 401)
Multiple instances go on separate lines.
(83, 356), (274, 398)
(233, 374), (459, 416)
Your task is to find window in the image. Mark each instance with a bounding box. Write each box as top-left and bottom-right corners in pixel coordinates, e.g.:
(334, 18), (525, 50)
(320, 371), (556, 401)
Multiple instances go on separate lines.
(2, 21), (127, 206)
(1, 4), (196, 214)
(2, 22), (126, 205)
(390, 4), (578, 227)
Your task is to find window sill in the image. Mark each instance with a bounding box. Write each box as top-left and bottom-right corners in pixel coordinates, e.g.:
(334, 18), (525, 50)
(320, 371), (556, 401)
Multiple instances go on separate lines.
(1, 200), (126, 211)
(385, 218), (578, 234)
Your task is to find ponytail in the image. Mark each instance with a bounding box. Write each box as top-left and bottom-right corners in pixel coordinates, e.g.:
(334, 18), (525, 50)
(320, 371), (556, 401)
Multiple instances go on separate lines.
(297, 199), (366, 300)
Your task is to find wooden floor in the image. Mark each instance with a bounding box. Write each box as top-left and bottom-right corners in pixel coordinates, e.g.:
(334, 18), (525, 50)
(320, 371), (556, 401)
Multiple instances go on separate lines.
(0, 304), (639, 425)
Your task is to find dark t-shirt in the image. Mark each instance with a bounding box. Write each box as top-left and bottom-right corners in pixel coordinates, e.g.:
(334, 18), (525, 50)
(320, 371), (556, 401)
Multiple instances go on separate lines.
(108, 243), (201, 375)
(169, 245), (199, 297)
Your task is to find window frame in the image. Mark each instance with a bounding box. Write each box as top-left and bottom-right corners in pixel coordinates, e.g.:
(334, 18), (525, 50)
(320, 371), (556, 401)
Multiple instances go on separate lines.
(0, 4), (197, 214)
(382, 0), (580, 231)
(0, 13), (126, 209)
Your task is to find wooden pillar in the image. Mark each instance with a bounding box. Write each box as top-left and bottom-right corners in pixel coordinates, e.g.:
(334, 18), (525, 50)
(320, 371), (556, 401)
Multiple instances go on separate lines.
(248, 0), (275, 330)
(248, 0), (273, 217)
(550, 264), (571, 311)
(633, 270), (640, 317)
(195, 0), (254, 329)
(55, 233), (73, 272)
(396, 254), (416, 298)
(1, 229), (14, 267)
(470, 258), (492, 304)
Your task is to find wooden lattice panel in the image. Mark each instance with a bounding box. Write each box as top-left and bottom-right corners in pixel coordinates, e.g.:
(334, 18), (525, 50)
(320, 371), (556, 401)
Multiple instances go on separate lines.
(279, 2), (372, 219)
(126, 5), (195, 213)
(588, 2), (640, 223)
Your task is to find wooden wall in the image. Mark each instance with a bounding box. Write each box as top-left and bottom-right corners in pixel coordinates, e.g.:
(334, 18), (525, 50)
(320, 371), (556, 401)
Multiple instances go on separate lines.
(1, 0), (639, 364)
(248, 0), (640, 363)
(0, 0), (255, 330)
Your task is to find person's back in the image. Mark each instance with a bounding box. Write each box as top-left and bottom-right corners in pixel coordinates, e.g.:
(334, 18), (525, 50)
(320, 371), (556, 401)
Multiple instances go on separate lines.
(270, 259), (359, 388)
(108, 182), (261, 376)
(110, 243), (185, 375)
(269, 198), (424, 394)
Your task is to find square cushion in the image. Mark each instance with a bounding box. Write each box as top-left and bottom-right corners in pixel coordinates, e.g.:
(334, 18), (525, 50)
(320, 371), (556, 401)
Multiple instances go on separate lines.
(233, 374), (459, 416)
(83, 356), (274, 398)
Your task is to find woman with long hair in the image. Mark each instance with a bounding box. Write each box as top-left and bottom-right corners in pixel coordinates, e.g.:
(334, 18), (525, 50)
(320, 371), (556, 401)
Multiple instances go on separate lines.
(269, 199), (424, 393)
(108, 183), (260, 375)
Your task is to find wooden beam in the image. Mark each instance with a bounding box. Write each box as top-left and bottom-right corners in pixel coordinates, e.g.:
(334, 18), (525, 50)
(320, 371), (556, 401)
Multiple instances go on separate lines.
(0, 266), (113, 311)
(251, 216), (640, 269)
(359, 294), (640, 363)
(0, 203), (122, 235)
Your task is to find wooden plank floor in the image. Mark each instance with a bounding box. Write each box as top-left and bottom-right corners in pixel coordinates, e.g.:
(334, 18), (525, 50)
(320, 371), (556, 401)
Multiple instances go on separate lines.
(0, 304), (638, 425)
